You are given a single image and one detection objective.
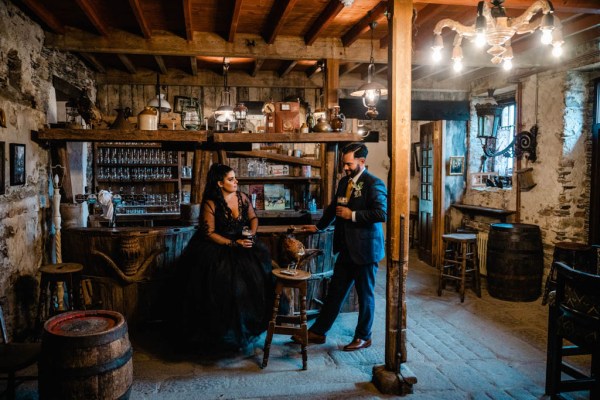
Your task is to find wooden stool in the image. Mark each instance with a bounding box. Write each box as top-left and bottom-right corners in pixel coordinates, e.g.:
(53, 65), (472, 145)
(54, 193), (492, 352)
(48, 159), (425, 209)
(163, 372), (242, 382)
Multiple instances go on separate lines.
(37, 263), (84, 329)
(262, 268), (311, 370)
(438, 233), (481, 302)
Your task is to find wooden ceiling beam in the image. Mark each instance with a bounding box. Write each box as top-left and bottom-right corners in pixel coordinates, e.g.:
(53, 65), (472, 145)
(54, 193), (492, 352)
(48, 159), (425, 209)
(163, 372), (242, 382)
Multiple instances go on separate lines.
(190, 56), (198, 76)
(412, 0), (600, 14)
(79, 53), (105, 74)
(278, 60), (298, 77)
(306, 61), (324, 79)
(128, 0), (152, 39)
(154, 56), (167, 75)
(74, 0), (108, 36)
(512, 14), (600, 54)
(252, 59), (264, 77)
(340, 62), (361, 77)
(341, 1), (388, 47)
(228, 0), (244, 43)
(183, 0), (193, 42)
(46, 30), (390, 64)
(262, 0), (298, 45)
(304, 0), (345, 46)
(20, 0), (65, 34)
(117, 54), (136, 74)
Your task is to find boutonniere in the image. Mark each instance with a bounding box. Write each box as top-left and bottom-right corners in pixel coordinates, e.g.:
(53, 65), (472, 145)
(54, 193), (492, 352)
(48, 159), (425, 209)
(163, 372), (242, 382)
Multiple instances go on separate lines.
(353, 182), (364, 198)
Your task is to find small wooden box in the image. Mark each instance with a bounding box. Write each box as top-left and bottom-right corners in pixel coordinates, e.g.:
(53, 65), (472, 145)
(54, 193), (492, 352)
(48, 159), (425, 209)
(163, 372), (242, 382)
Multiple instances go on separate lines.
(274, 102), (300, 133)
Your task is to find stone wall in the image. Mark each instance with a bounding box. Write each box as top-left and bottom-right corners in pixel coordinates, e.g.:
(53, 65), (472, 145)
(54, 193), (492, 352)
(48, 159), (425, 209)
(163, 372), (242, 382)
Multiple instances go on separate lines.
(462, 60), (599, 274)
(0, 0), (95, 338)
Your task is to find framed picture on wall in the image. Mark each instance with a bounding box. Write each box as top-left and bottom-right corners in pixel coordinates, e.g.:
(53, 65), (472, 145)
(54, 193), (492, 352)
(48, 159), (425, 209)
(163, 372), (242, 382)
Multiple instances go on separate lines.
(9, 143), (25, 186)
(0, 142), (5, 194)
(449, 156), (464, 176)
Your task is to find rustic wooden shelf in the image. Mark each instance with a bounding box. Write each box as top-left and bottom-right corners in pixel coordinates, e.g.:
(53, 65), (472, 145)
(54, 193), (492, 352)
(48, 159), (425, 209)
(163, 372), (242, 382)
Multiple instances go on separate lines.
(33, 129), (208, 143)
(452, 203), (516, 222)
(227, 150), (321, 167)
(212, 132), (363, 143)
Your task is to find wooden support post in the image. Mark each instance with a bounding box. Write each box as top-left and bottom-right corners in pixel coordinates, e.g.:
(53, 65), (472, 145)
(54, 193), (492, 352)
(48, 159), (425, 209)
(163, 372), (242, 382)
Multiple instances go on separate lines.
(372, 0), (417, 395)
(325, 58), (339, 110)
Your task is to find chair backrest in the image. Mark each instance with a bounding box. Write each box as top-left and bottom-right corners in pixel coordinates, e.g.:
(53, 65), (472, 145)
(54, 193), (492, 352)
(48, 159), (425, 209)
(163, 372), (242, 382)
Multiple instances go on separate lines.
(555, 261), (600, 330)
(0, 304), (8, 344)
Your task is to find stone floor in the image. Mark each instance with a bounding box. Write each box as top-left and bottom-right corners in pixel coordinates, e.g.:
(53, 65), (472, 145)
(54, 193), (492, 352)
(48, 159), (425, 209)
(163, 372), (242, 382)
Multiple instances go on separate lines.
(11, 250), (591, 399)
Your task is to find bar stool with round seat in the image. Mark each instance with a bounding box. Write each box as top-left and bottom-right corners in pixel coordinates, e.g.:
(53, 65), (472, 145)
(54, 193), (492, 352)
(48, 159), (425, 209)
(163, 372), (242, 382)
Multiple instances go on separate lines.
(262, 268), (312, 370)
(438, 233), (481, 302)
(36, 263), (84, 329)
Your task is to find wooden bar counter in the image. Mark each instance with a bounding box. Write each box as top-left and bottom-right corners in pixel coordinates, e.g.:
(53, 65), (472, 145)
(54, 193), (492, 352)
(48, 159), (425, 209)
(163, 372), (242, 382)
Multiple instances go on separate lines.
(62, 225), (198, 325)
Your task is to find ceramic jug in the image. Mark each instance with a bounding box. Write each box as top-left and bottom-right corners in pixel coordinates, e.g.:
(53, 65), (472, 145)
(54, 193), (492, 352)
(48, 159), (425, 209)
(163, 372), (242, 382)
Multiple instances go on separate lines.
(138, 106), (158, 130)
(110, 108), (133, 130)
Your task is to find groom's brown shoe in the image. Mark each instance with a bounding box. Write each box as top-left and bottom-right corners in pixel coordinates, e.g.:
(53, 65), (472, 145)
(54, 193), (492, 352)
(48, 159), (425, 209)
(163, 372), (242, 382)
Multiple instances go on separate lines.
(343, 338), (371, 351)
(290, 331), (326, 344)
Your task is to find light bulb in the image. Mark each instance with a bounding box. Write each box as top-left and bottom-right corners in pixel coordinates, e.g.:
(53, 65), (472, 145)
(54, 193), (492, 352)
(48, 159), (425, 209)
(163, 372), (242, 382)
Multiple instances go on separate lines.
(503, 59), (512, 70)
(475, 32), (486, 48)
(540, 29), (553, 45)
(432, 47), (442, 62)
(552, 43), (563, 57)
(453, 59), (463, 72)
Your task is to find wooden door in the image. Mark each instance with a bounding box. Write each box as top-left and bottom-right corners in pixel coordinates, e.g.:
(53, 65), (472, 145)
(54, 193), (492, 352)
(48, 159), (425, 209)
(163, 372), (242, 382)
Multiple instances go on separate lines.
(418, 123), (434, 264)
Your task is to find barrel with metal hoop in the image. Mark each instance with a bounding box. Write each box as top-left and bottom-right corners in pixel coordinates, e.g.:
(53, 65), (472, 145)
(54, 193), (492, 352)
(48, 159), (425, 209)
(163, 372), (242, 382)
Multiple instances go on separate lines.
(258, 226), (340, 314)
(39, 310), (133, 400)
(541, 241), (598, 305)
(486, 223), (544, 301)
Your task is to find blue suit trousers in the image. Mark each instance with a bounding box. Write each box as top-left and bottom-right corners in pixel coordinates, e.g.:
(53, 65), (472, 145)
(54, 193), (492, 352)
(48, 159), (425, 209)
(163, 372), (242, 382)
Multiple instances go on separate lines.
(310, 255), (377, 341)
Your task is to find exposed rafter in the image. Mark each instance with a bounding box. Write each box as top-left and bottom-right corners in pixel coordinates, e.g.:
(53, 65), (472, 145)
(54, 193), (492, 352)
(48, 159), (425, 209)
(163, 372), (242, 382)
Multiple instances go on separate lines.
(306, 61), (324, 79)
(341, 1), (387, 47)
(412, 0), (600, 14)
(190, 56), (198, 76)
(228, 0), (244, 43)
(304, 0), (345, 46)
(339, 62), (361, 77)
(75, 0), (108, 36)
(128, 0), (152, 39)
(183, 0), (193, 42)
(20, 0), (65, 34)
(278, 60), (298, 78)
(262, 0), (298, 44)
(154, 56), (167, 75)
(117, 54), (136, 74)
(79, 53), (106, 74)
(252, 59), (265, 77)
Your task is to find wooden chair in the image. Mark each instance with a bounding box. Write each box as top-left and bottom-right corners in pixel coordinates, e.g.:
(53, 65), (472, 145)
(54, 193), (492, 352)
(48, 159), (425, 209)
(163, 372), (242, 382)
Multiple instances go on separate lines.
(0, 305), (41, 400)
(545, 261), (600, 399)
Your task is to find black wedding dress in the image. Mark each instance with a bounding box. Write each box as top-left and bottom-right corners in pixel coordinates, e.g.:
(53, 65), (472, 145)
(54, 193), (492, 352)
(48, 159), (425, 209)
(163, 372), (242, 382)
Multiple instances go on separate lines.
(181, 192), (274, 351)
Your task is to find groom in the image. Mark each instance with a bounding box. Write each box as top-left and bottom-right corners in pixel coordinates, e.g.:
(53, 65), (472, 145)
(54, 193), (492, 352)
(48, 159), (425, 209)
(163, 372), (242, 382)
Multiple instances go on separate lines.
(296, 142), (387, 351)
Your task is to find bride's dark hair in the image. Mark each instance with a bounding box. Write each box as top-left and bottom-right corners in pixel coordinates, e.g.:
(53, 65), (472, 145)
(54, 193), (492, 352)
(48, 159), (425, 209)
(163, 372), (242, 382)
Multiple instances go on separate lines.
(202, 163), (234, 221)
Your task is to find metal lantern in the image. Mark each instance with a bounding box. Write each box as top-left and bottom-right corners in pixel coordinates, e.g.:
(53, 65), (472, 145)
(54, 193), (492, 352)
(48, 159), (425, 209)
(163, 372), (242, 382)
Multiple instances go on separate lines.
(233, 102), (248, 132)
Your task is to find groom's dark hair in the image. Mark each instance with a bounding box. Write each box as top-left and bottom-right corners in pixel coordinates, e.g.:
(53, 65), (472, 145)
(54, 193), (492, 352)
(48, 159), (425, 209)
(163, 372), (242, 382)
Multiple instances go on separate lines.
(342, 142), (368, 159)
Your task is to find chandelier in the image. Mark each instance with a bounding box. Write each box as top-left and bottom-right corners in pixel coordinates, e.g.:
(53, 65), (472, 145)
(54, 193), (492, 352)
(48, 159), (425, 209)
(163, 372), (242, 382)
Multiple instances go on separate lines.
(431, 0), (563, 72)
(350, 22), (388, 119)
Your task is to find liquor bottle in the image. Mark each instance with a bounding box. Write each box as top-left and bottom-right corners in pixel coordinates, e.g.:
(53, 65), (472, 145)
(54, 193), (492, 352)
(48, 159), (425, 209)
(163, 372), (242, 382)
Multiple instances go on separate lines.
(306, 106), (315, 132)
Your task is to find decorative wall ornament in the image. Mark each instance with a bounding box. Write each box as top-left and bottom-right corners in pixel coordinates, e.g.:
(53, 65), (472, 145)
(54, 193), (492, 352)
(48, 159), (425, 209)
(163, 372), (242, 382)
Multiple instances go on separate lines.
(514, 124), (539, 162)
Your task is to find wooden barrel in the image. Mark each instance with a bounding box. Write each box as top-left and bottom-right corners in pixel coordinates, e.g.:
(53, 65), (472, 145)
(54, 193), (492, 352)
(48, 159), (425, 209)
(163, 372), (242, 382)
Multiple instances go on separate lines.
(553, 242), (597, 274)
(486, 223), (543, 301)
(39, 310), (133, 400)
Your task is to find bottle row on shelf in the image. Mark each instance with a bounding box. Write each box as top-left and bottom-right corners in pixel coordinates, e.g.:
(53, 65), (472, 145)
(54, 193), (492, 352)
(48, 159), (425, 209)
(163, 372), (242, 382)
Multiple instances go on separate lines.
(97, 166), (176, 181)
(97, 147), (178, 165)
